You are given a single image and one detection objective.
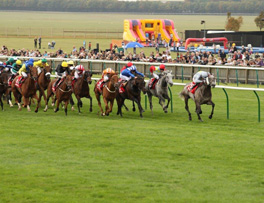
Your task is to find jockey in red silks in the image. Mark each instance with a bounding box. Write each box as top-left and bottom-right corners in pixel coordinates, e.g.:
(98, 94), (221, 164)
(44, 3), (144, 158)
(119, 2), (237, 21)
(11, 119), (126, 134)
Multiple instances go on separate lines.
(149, 64), (165, 89)
(73, 65), (85, 81)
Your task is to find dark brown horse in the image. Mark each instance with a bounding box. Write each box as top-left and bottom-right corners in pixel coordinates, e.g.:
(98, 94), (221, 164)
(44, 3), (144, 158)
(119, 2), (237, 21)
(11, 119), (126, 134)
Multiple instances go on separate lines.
(70, 70), (93, 113)
(11, 67), (38, 111)
(35, 65), (52, 113)
(179, 74), (216, 122)
(46, 75), (73, 115)
(116, 76), (146, 117)
(0, 72), (9, 110)
(94, 73), (119, 116)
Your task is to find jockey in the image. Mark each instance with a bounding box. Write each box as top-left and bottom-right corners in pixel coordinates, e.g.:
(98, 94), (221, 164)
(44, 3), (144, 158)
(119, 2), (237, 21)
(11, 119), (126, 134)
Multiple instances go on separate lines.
(9, 60), (22, 84)
(18, 61), (33, 84)
(0, 62), (12, 73)
(192, 71), (211, 89)
(97, 67), (115, 93)
(120, 62), (133, 75)
(149, 64), (166, 88)
(102, 67), (115, 82)
(73, 65), (85, 81)
(67, 60), (75, 72)
(5, 57), (15, 66)
(34, 58), (48, 74)
(53, 61), (70, 89)
(120, 64), (144, 81)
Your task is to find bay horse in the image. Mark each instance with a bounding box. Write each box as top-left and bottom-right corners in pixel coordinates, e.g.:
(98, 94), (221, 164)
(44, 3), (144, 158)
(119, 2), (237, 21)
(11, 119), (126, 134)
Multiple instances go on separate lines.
(179, 74), (216, 122)
(146, 70), (173, 114)
(70, 70), (93, 113)
(94, 73), (119, 116)
(116, 75), (146, 118)
(0, 71), (9, 110)
(11, 67), (39, 111)
(35, 65), (52, 113)
(46, 75), (73, 115)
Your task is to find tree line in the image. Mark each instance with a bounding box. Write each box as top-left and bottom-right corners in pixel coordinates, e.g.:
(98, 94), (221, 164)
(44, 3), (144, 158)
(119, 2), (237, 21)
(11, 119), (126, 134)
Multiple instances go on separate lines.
(0, 0), (263, 14)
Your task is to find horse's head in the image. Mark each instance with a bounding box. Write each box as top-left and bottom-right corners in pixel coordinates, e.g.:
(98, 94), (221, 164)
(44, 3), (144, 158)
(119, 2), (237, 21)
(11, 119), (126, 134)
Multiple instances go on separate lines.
(65, 75), (73, 90)
(44, 65), (52, 80)
(110, 74), (119, 89)
(0, 72), (8, 88)
(30, 66), (38, 81)
(84, 70), (93, 84)
(133, 76), (146, 94)
(162, 70), (173, 87)
(206, 74), (216, 88)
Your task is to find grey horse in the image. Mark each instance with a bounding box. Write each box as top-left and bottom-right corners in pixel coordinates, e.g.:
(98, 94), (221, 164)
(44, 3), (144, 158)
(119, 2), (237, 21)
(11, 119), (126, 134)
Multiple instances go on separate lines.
(179, 74), (216, 122)
(146, 70), (173, 114)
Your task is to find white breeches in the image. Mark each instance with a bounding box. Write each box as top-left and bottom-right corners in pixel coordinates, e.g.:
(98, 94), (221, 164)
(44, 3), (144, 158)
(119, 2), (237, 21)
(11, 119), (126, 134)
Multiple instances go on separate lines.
(193, 75), (203, 83)
(21, 72), (28, 77)
(153, 73), (159, 79)
(74, 71), (83, 79)
(120, 74), (131, 81)
(37, 67), (42, 74)
(103, 75), (109, 82)
(55, 71), (66, 78)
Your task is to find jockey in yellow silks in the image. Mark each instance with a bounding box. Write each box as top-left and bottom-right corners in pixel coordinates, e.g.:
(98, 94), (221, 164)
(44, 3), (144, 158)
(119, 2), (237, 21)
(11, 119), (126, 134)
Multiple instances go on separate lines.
(34, 58), (49, 75)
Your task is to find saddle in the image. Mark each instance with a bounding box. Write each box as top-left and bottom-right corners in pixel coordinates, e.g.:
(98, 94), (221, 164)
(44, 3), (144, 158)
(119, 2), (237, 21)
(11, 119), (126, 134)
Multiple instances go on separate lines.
(118, 79), (127, 94)
(148, 78), (158, 89)
(52, 78), (64, 92)
(186, 82), (202, 94)
(15, 76), (24, 88)
(96, 78), (104, 92)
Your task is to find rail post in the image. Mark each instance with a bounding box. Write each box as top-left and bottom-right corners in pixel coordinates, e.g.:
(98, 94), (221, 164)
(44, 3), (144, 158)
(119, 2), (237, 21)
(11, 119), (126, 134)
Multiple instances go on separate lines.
(168, 86), (173, 113)
(90, 61), (93, 72)
(145, 95), (147, 110)
(217, 68), (219, 85)
(222, 88), (229, 119)
(181, 66), (184, 83)
(253, 91), (260, 122)
(235, 69), (238, 87)
(256, 70), (259, 88)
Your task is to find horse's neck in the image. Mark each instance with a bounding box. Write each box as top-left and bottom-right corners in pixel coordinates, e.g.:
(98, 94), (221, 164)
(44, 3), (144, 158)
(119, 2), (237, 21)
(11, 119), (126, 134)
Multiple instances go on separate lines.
(158, 76), (167, 88)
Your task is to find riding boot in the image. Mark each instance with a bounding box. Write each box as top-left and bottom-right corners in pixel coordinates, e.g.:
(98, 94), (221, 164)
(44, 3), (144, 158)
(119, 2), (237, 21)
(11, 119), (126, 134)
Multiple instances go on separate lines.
(53, 78), (61, 89)
(150, 78), (157, 89)
(191, 82), (198, 90)
(19, 77), (24, 85)
(99, 81), (105, 94)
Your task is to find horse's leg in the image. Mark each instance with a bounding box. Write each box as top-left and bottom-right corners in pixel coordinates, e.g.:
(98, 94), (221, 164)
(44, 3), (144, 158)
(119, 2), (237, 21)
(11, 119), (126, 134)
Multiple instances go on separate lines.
(76, 95), (81, 113)
(45, 88), (53, 112)
(87, 96), (92, 112)
(158, 96), (166, 112)
(184, 96), (192, 121)
(95, 91), (104, 116)
(195, 101), (203, 122)
(54, 98), (60, 113)
(13, 89), (21, 110)
(24, 97), (31, 112)
(64, 100), (69, 116)
(6, 88), (13, 107)
(69, 95), (75, 111)
(109, 99), (114, 114)
(103, 97), (109, 116)
(0, 94), (3, 111)
(134, 97), (143, 118)
(147, 93), (154, 115)
(208, 100), (215, 119)
(164, 93), (171, 110)
(132, 101), (136, 112)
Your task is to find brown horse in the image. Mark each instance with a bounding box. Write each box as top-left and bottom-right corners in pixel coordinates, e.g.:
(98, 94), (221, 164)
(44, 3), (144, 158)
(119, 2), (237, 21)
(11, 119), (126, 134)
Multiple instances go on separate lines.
(0, 71), (9, 110)
(46, 75), (73, 115)
(35, 65), (52, 113)
(179, 74), (216, 122)
(70, 70), (93, 113)
(116, 75), (146, 117)
(94, 73), (119, 116)
(11, 67), (38, 111)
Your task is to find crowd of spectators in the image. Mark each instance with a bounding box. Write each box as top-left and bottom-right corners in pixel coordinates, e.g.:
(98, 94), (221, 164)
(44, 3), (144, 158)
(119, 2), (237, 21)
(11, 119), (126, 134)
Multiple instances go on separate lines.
(1, 44), (263, 67)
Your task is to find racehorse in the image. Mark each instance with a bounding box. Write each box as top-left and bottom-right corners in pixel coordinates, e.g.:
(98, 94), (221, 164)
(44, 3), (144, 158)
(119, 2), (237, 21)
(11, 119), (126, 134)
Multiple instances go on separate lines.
(11, 67), (38, 111)
(0, 72), (9, 110)
(35, 65), (52, 113)
(46, 75), (73, 115)
(146, 70), (173, 114)
(70, 70), (93, 113)
(116, 75), (146, 117)
(94, 73), (119, 116)
(179, 74), (216, 122)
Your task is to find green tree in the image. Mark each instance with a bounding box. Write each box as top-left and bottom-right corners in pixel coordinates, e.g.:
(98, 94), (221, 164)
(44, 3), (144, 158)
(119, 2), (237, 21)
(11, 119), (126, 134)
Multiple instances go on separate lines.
(254, 11), (264, 31)
(225, 13), (243, 31)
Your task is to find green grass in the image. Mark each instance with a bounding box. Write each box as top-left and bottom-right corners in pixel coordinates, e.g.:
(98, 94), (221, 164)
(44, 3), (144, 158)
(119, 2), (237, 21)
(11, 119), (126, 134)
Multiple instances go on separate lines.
(0, 83), (264, 202)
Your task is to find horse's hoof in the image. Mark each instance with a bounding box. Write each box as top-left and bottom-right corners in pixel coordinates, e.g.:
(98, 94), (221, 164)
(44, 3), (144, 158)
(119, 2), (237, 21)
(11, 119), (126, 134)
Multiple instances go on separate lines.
(199, 119), (203, 122)
(18, 108), (21, 111)
(89, 108), (92, 112)
(35, 109), (38, 113)
(209, 115), (213, 119)
(189, 117), (192, 121)
(164, 110), (168, 113)
(132, 108), (136, 112)
(51, 103), (54, 107)
(101, 112), (105, 116)
(71, 107), (74, 111)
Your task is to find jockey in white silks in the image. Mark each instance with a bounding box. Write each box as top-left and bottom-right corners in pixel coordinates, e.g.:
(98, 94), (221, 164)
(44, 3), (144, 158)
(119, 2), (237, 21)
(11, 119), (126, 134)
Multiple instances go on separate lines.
(192, 71), (211, 89)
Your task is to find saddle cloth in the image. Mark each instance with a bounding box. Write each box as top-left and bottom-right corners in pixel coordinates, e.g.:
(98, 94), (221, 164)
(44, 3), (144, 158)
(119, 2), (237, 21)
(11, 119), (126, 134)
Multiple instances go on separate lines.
(186, 82), (201, 94)
(118, 79), (126, 94)
(96, 79), (104, 92)
(15, 76), (23, 88)
(148, 78), (158, 89)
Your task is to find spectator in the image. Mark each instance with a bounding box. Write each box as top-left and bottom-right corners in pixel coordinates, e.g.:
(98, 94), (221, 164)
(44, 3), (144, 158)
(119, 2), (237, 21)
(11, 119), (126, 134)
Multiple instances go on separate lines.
(34, 37), (37, 48)
(38, 36), (42, 49)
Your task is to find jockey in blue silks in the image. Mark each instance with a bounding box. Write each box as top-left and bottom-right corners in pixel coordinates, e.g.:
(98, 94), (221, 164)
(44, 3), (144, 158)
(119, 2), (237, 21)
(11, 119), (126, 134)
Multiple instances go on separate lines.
(120, 65), (144, 81)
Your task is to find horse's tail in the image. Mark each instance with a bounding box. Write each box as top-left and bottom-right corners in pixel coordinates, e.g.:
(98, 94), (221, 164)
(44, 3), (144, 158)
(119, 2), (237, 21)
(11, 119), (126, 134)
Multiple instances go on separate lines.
(179, 88), (187, 101)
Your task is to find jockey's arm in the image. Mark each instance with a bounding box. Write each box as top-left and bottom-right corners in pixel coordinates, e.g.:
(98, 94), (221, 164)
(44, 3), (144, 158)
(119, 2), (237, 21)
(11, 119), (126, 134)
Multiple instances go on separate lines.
(135, 70), (144, 77)
(153, 73), (159, 79)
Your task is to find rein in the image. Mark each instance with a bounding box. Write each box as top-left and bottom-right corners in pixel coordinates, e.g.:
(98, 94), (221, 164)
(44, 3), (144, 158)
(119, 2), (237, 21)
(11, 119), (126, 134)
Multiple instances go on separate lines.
(105, 85), (116, 93)
(59, 87), (72, 93)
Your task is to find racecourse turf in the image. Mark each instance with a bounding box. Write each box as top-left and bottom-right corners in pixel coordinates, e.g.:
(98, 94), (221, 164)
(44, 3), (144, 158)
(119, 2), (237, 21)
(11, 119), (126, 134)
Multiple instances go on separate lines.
(0, 82), (263, 202)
